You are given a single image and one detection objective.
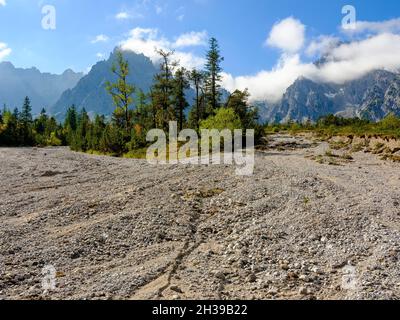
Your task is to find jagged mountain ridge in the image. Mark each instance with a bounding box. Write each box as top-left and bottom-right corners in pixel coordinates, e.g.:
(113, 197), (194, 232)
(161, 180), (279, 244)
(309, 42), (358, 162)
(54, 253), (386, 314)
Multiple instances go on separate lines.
(51, 50), (161, 119)
(259, 70), (400, 123)
(0, 62), (83, 114)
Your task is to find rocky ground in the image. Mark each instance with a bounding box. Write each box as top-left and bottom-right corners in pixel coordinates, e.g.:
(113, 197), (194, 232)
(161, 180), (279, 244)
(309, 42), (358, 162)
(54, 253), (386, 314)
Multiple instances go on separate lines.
(0, 134), (400, 300)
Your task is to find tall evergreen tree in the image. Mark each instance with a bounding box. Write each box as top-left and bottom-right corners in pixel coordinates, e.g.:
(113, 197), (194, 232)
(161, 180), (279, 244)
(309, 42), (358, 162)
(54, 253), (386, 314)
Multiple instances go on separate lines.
(65, 105), (78, 131)
(134, 89), (153, 130)
(20, 97), (33, 145)
(34, 108), (48, 135)
(204, 38), (224, 115)
(106, 50), (135, 133)
(21, 96), (33, 124)
(173, 68), (190, 131)
(225, 89), (259, 128)
(151, 49), (176, 130)
(73, 108), (90, 151)
(189, 69), (205, 130)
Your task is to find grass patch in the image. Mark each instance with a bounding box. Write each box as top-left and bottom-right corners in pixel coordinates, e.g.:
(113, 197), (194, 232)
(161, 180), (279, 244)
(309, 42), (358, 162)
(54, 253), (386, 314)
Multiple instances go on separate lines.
(123, 148), (148, 159)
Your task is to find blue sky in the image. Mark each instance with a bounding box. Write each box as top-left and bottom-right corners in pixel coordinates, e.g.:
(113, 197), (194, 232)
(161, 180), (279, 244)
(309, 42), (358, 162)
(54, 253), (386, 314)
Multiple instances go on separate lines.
(1, 0), (400, 102)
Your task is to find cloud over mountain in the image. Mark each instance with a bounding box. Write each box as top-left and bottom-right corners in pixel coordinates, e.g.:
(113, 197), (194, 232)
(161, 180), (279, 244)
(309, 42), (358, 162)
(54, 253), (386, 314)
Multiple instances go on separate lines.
(119, 28), (206, 69)
(223, 18), (400, 103)
(0, 42), (11, 60)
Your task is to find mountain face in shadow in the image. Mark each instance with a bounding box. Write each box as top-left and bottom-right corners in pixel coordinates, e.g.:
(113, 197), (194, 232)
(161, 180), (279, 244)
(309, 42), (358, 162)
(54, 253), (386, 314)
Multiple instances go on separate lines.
(0, 62), (83, 114)
(51, 50), (159, 119)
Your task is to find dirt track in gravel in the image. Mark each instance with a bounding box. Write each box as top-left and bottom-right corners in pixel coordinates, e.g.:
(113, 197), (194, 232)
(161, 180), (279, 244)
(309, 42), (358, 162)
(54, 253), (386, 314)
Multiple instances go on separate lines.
(1, 134), (400, 300)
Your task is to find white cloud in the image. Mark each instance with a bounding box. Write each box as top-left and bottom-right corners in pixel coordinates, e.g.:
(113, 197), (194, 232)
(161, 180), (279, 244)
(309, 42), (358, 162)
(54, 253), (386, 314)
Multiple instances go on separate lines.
(115, 12), (130, 20)
(96, 53), (105, 59)
(222, 54), (315, 103)
(120, 27), (206, 69)
(311, 33), (400, 83)
(173, 31), (208, 48)
(306, 36), (340, 57)
(115, 10), (144, 20)
(119, 16), (400, 105)
(0, 42), (11, 61)
(91, 34), (109, 44)
(0, 0), (6, 7)
(342, 18), (400, 35)
(266, 17), (306, 53)
(223, 32), (400, 103)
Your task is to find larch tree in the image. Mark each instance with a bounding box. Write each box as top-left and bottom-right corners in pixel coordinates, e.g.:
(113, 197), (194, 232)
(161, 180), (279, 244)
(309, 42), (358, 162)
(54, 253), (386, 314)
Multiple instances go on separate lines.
(106, 50), (135, 134)
(173, 67), (190, 131)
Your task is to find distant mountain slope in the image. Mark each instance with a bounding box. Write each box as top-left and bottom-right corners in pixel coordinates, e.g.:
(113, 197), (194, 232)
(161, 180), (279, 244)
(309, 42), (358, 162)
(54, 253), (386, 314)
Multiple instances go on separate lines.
(0, 62), (83, 114)
(51, 50), (159, 119)
(259, 70), (400, 123)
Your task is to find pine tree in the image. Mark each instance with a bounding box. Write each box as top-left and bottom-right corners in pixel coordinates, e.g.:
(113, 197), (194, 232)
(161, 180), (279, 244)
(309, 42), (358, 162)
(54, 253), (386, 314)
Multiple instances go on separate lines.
(89, 115), (106, 150)
(106, 50), (135, 134)
(65, 105), (78, 131)
(134, 89), (154, 130)
(204, 38), (224, 115)
(173, 67), (190, 131)
(20, 97), (33, 145)
(21, 96), (33, 124)
(73, 108), (90, 151)
(189, 69), (205, 130)
(151, 49), (177, 130)
(64, 105), (78, 146)
(225, 89), (258, 128)
(34, 108), (48, 136)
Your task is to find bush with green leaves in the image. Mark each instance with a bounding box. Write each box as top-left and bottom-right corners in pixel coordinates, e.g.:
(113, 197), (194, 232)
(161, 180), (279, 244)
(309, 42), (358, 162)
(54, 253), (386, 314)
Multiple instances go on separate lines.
(200, 108), (242, 131)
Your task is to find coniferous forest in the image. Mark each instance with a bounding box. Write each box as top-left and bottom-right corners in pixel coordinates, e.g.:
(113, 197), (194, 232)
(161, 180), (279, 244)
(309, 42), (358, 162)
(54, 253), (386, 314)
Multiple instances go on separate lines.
(0, 38), (262, 157)
(2, 37), (400, 156)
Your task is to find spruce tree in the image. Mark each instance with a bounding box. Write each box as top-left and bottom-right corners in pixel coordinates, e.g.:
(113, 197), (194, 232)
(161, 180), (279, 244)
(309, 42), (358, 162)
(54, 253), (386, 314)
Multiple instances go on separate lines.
(20, 97), (33, 145)
(189, 69), (205, 130)
(65, 105), (78, 131)
(173, 67), (190, 131)
(204, 38), (224, 115)
(21, 96), (33, 124)
(151, 49), (176, 130)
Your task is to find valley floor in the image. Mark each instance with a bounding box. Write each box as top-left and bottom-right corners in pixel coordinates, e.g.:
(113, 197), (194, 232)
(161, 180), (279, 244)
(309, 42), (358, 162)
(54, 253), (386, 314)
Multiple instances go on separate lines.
(0, 134), (400, 300)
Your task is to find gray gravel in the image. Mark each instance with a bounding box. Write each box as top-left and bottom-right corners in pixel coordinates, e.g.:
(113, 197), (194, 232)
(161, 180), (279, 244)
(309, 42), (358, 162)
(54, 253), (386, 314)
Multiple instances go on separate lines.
(0, 134), (400, 300)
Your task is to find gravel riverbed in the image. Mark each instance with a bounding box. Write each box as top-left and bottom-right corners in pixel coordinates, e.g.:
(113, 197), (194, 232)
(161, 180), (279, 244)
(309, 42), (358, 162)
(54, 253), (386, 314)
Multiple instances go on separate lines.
(1, 134), (399, 300)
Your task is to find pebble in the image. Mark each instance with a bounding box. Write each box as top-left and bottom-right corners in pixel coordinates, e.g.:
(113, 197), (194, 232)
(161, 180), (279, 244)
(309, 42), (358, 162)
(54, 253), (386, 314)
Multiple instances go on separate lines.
(170, 286), (183, 294)
(299, 287), (309, 295)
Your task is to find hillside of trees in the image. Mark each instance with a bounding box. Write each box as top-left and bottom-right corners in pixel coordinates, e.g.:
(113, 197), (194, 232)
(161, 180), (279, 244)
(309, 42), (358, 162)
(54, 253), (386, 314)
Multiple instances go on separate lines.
(0, 38), (262, 156)
(266, 113), (400, 139)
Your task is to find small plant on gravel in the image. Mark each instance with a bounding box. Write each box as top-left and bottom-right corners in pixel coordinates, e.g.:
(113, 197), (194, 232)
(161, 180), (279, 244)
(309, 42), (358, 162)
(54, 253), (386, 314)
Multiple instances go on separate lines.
(341, 153), (354, 160)
(198, 188), (225, 198)
(328, 159), (341, 166)
(315, 155), (324, 164)
(351, 144), (364, 153)
(325, 149), (338, 158)
(329, 140), (350, 150)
